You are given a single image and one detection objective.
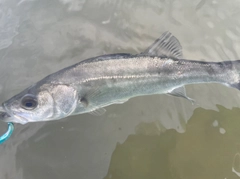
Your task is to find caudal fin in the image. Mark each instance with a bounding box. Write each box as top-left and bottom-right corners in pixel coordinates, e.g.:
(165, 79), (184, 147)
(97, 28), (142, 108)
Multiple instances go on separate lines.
(222, 60), (240, 90)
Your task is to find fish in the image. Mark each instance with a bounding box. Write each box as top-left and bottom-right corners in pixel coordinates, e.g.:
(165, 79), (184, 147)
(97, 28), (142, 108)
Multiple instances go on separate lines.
(0, 31), (239, 124)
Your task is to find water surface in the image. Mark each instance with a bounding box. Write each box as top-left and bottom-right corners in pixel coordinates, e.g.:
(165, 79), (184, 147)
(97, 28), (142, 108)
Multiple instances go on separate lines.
(0, 0), (240, 178)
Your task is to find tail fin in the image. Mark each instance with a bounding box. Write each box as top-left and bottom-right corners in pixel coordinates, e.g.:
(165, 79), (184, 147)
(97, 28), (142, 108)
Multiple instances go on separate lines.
(224, 60), (240, 90)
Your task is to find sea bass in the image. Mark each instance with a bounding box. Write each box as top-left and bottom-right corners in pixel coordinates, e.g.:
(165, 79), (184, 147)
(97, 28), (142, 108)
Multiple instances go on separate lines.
(1, 32), (239, 124)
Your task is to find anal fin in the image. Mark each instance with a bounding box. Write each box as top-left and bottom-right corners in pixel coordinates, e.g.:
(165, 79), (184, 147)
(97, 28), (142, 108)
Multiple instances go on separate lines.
(168, 86), (195, 104)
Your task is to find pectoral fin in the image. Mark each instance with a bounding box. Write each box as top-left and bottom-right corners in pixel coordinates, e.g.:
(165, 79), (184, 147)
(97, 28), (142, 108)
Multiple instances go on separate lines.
(168, 86), (195, 104)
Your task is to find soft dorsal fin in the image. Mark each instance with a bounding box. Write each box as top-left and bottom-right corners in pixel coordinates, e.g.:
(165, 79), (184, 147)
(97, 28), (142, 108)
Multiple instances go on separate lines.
(143, 31), (183, 59)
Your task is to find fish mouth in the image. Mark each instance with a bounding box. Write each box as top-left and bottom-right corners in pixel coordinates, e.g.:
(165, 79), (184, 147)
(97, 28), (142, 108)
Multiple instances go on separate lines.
(0, 110), (11, 120)
(0, 103), (27, 124)
(0, 103), (13, 122)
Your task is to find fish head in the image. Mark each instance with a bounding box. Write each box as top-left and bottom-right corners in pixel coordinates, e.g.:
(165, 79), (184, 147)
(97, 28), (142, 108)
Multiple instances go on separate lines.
(1, 84), (78, 124)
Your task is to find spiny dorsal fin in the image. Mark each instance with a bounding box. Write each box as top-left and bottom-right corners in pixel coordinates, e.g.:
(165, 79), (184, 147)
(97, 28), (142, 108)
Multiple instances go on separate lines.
(143, 31), (183, 59)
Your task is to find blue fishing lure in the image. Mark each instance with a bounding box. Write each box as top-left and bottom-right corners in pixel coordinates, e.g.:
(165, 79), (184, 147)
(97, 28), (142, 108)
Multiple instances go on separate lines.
(0, 123), (14, 144)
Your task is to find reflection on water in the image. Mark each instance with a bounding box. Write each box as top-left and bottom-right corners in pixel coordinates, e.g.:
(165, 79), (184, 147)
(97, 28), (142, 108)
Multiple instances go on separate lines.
(105, 106), (240, 179)
(104, 129), (177, 179)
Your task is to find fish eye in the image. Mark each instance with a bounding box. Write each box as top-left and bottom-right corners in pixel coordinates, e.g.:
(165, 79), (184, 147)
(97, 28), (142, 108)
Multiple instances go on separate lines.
(21, 95), (38, 110)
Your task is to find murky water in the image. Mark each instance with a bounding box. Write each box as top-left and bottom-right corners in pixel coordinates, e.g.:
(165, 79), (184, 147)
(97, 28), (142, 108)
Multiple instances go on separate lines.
(1, 0), (240, 178)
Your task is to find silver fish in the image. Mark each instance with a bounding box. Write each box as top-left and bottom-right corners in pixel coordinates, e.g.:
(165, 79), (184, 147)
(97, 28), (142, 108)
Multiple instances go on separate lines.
(1, 32), (239, 124)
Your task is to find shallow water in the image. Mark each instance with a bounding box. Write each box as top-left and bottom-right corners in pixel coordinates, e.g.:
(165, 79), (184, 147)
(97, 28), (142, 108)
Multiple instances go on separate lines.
(1, 0), (240, 178)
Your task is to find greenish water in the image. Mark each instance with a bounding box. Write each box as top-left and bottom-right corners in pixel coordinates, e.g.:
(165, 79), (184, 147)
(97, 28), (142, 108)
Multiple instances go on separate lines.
(105, 106), (240, 179)
(0, 0), (240, 179)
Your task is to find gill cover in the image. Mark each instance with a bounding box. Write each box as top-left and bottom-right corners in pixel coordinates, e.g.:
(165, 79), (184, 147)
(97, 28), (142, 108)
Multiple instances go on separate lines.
(50, 85), (78, 118)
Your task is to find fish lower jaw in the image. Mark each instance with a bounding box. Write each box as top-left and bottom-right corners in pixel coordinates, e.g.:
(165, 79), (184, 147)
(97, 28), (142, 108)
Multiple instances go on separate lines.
(8, 113), (29, 124)
(2, 105), (29, 124)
